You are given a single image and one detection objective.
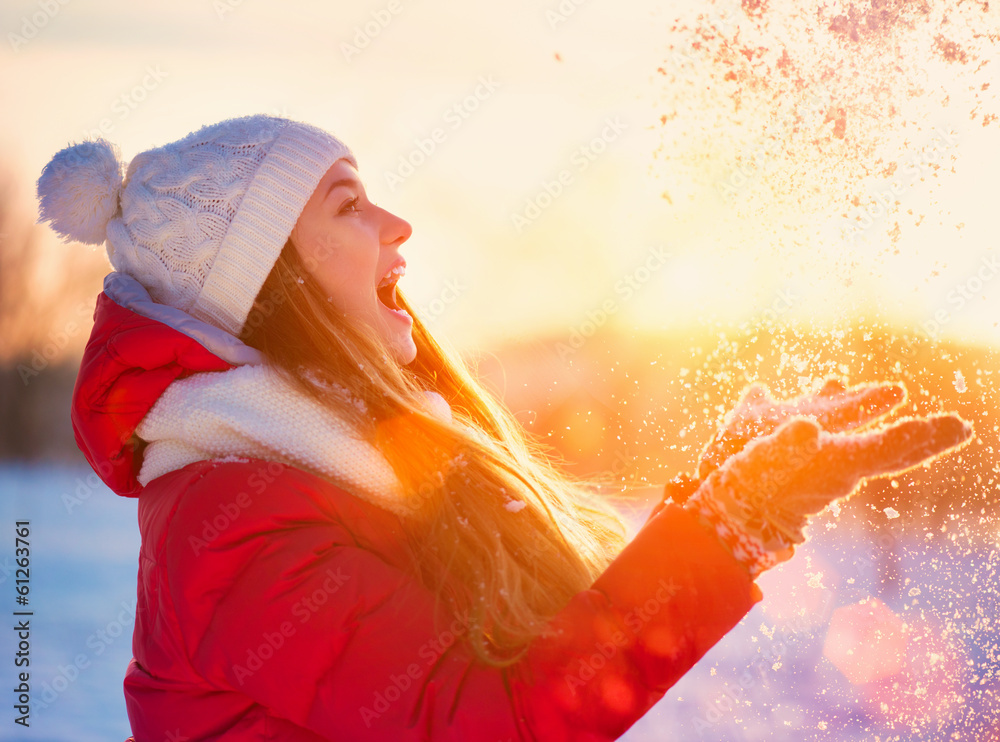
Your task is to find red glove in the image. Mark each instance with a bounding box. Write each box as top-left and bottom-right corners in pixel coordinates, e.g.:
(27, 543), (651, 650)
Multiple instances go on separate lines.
(697, 377), (909, 480)
(695, 411), (972, 548)
(678, 378), (973, 577)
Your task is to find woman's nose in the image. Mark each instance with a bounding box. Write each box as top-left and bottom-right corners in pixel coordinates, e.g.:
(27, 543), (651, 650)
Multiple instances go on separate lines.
(381, 209), (412, 247)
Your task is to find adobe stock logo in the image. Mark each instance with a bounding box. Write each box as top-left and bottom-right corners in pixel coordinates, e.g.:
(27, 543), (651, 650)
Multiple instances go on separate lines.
(8, 0), (70, 52)
(556, 245), (670, 360)
(340, 0), (408, 63)
(510, 117), (628, 233)
(383, 76), (501, 192)
(918, 253), (1000, 340)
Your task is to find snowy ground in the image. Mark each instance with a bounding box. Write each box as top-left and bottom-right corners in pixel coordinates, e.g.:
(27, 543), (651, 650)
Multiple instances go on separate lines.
(1, 463), (140, 742)
(1, 463), (996, 742)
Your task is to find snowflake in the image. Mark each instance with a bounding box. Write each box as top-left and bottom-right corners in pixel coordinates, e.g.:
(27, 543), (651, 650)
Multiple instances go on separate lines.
(953, 369), (967, 392)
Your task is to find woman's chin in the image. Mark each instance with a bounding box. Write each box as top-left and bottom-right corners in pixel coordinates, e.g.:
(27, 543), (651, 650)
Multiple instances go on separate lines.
(384, 327), (417, 366)
(376, 301), (417, 364)
(396, 336), (418, 365)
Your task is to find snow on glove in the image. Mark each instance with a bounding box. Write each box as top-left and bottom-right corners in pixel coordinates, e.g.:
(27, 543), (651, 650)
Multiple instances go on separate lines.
(696, 377), (909, 481)
(685, 410), (973, 578)
(662, 377), (901, 508)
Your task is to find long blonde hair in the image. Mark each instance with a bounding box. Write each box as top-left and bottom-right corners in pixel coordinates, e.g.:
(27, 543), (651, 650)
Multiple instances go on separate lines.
(240, 241), (628, 666)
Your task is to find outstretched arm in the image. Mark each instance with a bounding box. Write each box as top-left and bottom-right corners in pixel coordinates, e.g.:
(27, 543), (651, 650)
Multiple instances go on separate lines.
(161, 461), (762, 742)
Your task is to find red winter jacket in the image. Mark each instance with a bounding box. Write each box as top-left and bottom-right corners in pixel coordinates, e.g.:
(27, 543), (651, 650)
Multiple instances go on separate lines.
(72, 287), (763, 741)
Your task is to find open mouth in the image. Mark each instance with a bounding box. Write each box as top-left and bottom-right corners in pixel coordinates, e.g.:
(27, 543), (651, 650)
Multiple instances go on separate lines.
(377, 284), (399, 310)
(377, 262), (410, 321)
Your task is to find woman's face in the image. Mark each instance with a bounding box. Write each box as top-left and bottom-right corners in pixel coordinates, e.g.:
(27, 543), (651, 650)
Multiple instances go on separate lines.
(290, 158), (417, 365)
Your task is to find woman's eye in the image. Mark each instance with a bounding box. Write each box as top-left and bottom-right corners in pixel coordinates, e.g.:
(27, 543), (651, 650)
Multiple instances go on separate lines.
(341, 197), (361, 214)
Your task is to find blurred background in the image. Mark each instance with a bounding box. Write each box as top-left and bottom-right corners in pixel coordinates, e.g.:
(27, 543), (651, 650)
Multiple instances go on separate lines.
(1, 0), (998, 739)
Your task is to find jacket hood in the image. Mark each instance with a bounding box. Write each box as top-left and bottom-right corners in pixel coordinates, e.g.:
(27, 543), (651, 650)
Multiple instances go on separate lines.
(72, 272), (262, 497)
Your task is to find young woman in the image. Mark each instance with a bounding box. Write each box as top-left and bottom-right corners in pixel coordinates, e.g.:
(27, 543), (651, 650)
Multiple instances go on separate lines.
(38, 115), (971, 741)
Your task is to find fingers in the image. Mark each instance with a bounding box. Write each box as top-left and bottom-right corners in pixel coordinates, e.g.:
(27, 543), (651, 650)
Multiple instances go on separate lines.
(720, 412), (971, 518)
(838, 413), (974, 480)
(706, 408), (973, 541)
(779, 413), (974, 506)
(724, 379), (907, 442)
(698, 383), (775, 479)
(726, 383), (777, 428)
(790, 381), (907, 434)
(697, 378), (932, 492)
(698, 380), (902, 479)
(817, 377), (846, 396)
(769, 416), (821, 451)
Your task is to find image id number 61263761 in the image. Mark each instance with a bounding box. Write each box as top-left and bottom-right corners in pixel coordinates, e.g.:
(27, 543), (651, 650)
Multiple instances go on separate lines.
(14, 520), (31, 729)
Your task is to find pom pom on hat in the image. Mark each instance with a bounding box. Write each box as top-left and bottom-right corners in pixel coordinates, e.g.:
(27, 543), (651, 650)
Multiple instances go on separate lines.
(36, 138), (124, 246)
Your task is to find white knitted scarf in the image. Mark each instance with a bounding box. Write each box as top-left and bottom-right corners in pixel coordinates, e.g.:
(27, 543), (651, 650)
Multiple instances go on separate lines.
(135, 364), (453, 518)
(107, 271), (453, 518)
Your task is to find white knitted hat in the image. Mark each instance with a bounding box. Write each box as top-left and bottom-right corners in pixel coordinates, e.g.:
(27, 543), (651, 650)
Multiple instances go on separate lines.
(37, 114), (356, 335)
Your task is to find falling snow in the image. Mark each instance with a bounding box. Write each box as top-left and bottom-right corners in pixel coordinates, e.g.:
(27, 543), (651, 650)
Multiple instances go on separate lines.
(504, 498), (527, 513)
(540, 2), (999, 739)
(652, 0), (998, 259)
(954, 369), (967, 393)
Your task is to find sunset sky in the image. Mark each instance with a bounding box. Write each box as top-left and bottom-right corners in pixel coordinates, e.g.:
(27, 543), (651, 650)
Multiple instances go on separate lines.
(2, 0), (998, 355)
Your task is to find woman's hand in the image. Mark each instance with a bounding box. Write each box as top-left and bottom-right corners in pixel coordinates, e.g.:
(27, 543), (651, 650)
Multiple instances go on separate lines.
(697, 410), (974, 550)
(696, 377), (908, 481)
